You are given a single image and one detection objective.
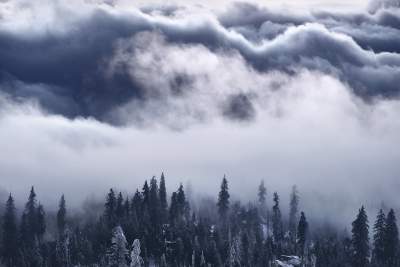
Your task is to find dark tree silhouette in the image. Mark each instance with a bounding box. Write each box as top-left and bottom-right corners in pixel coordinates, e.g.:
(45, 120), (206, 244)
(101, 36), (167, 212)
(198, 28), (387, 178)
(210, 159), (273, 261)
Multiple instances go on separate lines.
(351, 206), (369, 267)
(384, 209), (398, 266)
(217, 175), (230, 223)
(289, 185), (299, 241)
(1, 194), (18, 267)
(297, 211), (308, 257)
(372, 209), (385, 265)
(272, 192), (283, 242)
(57, 195), (67, 236)
(159, 172), (168, 224)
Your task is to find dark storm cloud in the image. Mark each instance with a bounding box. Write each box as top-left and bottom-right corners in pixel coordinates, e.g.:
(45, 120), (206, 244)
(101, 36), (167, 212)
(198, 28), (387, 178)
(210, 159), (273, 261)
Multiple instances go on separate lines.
(222, 93), (255, 121)
(0, 0), (400, 124)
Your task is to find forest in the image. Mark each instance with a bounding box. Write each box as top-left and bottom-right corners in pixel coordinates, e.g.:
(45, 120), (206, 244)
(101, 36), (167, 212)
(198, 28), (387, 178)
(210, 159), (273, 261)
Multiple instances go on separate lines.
(0, 173), (398, 267)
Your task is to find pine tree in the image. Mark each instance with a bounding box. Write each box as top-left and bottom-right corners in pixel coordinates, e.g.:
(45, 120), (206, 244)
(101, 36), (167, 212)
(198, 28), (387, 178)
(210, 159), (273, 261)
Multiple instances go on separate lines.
(20, 187), (44, 267)
(108, 226), (129, 267)
(56, 195), (70, 267)
(132, 189), (142, 219)
(37, 203), (46, 242)
(217, 175), (230, 223)
(57, 195), (67, 236)
(25, 186), (38, 242)
(372, 209), (385, 265)
(1, 194), (18, 267)
(130, 239), (143, 267)
(257, 180), (268, 223)
(105, 189), (117, 229)
(272, 192), (283, 242)
(169, 191), (179, 225)
(289, 185), (299, 242)
(159, 172), (168, 224)
(229, 236), (241, 267)
(149, 176), (160, 226)
(297, 211), (308, 257)
(258, 180), (266, 205)
(116, 192), (124, 223)
(351, 206), (369, 267)
(384, 209), (398, 266)
(142, 181), (150, 208)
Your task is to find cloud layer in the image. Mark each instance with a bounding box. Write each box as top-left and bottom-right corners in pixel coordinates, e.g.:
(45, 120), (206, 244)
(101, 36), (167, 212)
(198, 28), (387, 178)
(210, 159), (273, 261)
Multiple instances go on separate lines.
(0, 0), (399, 124)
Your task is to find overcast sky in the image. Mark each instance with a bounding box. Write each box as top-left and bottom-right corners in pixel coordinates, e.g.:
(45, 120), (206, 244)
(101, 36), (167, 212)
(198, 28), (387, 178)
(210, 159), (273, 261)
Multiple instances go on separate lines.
(0, 0), (399, 226)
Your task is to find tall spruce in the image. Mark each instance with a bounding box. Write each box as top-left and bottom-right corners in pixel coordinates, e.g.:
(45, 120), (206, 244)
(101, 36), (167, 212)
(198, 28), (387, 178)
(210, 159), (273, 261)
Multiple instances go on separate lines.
(372, 209), (385, 265)
(142, 181), (150, 208)
(217, 175), (230, 222)
(258, 180), (266, 205)
(159, 172), (168, 224)
(177, 183), (189, 222)
(108, 226), (129, 267)
(116, 192), (124, 223)
(351, 206), (369, 267)
(37, 203), (46, 242)
(384, 209), (398, 266)
(1, 194), (18, 266)
(272, 192), (283, 241)
(57, 195), (67, 236)
(104, 188), (117, 229)
(289, 185), (299, 241)
(149, 176), (160, 226)
(257, 180), (267, 223)
(297, 211), (308, 257)
(25, 186), (38, 241)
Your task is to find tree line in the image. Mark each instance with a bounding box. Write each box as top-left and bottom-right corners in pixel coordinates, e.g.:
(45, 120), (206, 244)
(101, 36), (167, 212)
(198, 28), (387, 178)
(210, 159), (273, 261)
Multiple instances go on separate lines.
(0, 173), (399, 266)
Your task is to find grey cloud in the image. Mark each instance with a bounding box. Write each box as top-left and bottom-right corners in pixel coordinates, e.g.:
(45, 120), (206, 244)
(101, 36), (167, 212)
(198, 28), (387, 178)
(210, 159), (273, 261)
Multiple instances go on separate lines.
(0, 0), (399, 126)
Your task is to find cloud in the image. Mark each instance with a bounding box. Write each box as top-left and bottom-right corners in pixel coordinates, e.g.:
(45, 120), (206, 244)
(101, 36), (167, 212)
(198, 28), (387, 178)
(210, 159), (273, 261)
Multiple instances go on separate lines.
(0, 0), (399, 124)
(0, 69), (400, 226)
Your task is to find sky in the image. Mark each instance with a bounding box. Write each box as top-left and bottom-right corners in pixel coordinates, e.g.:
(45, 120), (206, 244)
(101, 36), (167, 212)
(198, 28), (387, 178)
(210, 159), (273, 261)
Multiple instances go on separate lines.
(0, 0), (400, 225)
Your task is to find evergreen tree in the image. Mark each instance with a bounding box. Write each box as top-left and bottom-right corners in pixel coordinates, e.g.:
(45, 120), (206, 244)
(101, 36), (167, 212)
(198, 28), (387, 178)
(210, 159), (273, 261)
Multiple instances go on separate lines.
(130, 239), (143, 267)
(384, 209), (398, 266)
(105, 189), (117, 229)
(229, 236), (241, 267)
(132, 190), (142, 220)
(20, 187), (44, 267)
(116, 192), (124, 223)
(149, 176), (160, 226)
(1, 194), (18, 267)
(142, 181), (150, 208)
(297, 211), (308, 257)
(372, 209), (385, 265)
(108, 226), (129, 267)
(351, 206), (369, 267)
(25, 186), (38, 241)
(169, 192), (179, 225)
(272, 192), (283, 242)
(57, 195), (67, 236)
(258, 180), (266, 205)
(177, 183), (188, 219)
(257, 180), (268, 223)
(217, 175), (230, 223)
(37, 203), (46, 242)
(289, 185), (299, 241)
(159, 172), (168, 224)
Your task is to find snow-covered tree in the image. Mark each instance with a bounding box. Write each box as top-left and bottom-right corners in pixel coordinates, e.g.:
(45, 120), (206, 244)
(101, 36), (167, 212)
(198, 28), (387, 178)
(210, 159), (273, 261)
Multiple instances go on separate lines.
(130, 239), (143, 267)
(108, 226), (129, 267)
(229, 236), (241, 267)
